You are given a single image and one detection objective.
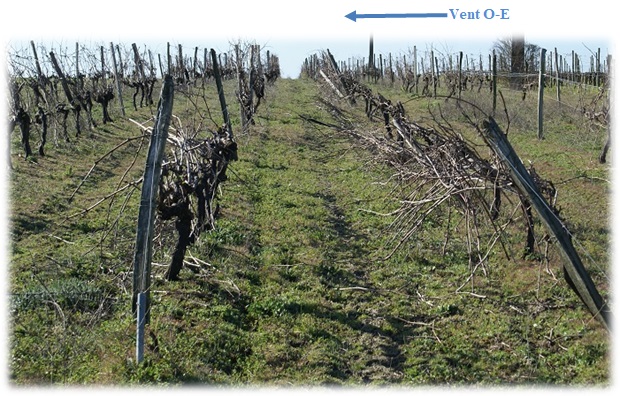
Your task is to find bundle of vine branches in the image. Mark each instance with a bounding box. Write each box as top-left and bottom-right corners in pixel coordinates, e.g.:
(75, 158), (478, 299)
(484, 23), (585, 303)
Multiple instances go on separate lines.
(312, 56), (560, 281)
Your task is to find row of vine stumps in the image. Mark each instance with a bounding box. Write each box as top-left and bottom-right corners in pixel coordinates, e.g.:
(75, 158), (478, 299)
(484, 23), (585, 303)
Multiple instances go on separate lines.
(8, 40), (280, 281)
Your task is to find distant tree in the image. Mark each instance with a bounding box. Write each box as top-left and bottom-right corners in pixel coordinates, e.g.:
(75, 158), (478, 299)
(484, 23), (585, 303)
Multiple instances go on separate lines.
(492, 37), (541, 73)
(511, 35), (525, 89)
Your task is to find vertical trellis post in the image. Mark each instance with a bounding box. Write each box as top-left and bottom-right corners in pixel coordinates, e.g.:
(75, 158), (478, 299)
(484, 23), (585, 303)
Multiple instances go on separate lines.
(458, 51), (463, 99)
(554, 48), (561, 103)
(389, 53), (394, 85)
(234, 44), (247, 134)
(430, 49), (436, 97)
(75, 42), (80, 80)
(193, 46), (199, 81)
(492, 51), (497, 116)
(256, 44), (263, 79)
(413, 46), (418, 94)
(100, 46), (106, 85)
(148, 50), (155, 79)
(203, 48), (209, 85)
(249, 44), (256, 120)
(178, 44), (185, 82)
(368, 35), (374, 82)
(434, 56), (440, 92)
(571, 51), (576, 83)
(132, 74), (174, 325)
(596, 48), (601, 86)
(538, 48), (547, 140)
(599, 55), (612, 164)
(402, 54), (407, 88)
(167, 42), (172, 77)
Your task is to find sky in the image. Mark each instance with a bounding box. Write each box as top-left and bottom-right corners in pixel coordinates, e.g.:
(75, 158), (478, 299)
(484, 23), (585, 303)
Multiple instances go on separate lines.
(1, 1), (615, 78)
(1, 0), (619, 393)
(3, 35), (612, 80)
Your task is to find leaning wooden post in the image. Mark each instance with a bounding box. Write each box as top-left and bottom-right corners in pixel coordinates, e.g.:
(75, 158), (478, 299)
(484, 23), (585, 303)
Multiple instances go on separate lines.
(319, 70), (344, 98)
(211, 48), (233, 139)
(29, 41), (45, 86)
(109, 42), (126, 116)
(49, 50), (87, 136)
(157, 53), (164, 79)
(326, 49), (354, 104)
(538, 48), (547, 139)
(136, 292), (146, 363)
(132, 43), (147, 83)
(131, 75), (174, 322)
(49, 51), (74, 104)
(116, 45), (125, 78)
(482, 117), (611, 331)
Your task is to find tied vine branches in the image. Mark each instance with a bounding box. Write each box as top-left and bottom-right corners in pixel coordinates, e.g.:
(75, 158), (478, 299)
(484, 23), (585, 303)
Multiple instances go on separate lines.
(308, 51), (561, 282)
(156, 122), (237, 280)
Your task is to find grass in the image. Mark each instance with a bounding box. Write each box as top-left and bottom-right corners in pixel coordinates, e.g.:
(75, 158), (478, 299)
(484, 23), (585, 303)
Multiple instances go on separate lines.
(7, 69), (611, 386)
